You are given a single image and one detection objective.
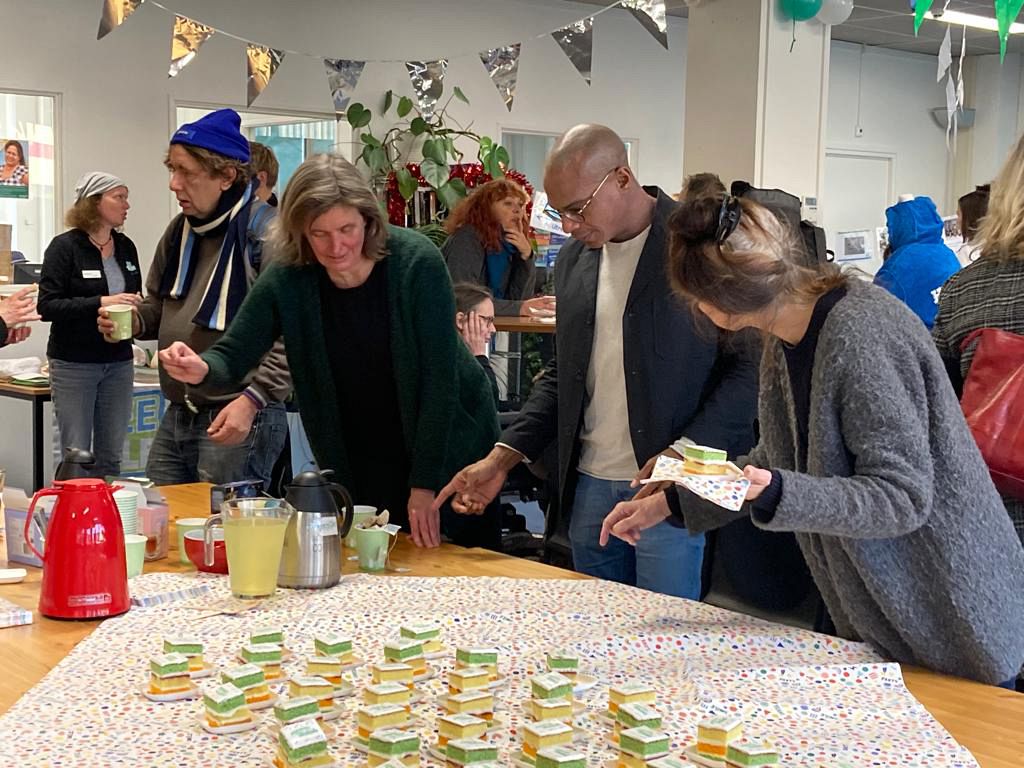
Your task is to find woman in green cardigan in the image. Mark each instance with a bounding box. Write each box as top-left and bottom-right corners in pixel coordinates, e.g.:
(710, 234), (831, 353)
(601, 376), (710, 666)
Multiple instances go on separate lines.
(160, 153), (500, 549)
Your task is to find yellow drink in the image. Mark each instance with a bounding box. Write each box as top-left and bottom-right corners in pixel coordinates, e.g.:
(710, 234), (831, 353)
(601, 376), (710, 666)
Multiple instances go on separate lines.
(223, 516), (288, 598)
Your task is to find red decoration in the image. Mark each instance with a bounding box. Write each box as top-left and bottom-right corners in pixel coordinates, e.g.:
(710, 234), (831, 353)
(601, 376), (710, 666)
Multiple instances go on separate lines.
(385, 162), (534, 226)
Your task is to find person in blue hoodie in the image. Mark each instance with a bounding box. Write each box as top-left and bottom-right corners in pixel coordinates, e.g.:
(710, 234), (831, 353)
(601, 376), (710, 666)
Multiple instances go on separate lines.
(873, 196), (959, 329)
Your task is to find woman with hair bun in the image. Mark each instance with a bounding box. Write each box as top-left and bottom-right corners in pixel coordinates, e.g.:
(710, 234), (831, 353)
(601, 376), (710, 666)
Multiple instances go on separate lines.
(600, 190), (1024, 687)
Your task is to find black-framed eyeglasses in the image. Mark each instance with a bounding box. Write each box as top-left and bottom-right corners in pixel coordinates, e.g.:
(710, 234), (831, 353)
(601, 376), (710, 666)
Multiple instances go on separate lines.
(716, 195), (742, 245)
(543, 167), (619, 224)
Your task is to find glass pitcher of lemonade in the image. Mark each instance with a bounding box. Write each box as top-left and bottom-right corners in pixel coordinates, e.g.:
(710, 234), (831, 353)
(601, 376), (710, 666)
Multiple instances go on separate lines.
(204, 497), (293, 599)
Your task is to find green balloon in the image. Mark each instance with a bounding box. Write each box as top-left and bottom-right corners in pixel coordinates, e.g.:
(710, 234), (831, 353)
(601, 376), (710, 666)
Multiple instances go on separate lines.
(779, 0), (824, 21)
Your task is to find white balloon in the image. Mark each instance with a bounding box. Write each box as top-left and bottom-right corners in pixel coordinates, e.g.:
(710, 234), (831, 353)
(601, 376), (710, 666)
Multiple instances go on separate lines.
(817, 0), (854, 25)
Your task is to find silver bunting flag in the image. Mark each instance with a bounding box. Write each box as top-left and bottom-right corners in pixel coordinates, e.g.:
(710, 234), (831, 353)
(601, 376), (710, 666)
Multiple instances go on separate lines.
(405, 60), (448, 120)
(324, 59), (367, 118)
(168, 15), (214, 78)
(246, 44), (284, 106)
(97, 0), (142, 40)
(479, 43), (522, 112)
(551, 18), (594, 85)
(621, 0), (669, 50)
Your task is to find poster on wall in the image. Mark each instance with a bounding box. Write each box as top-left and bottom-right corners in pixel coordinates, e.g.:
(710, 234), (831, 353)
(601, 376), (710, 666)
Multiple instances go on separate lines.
(836, 229), (873, 262)
(0, 139), (29, 199)
(941, 215), (963, 252)
(876, 226), (889, 259)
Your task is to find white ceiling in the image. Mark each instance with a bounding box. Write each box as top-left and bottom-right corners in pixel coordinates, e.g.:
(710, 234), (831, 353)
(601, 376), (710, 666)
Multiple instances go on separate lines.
(570, 0), (1024, 56)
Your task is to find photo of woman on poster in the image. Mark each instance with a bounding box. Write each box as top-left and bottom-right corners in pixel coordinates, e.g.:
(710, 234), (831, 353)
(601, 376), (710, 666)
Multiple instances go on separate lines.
(0, 139), (29, 198)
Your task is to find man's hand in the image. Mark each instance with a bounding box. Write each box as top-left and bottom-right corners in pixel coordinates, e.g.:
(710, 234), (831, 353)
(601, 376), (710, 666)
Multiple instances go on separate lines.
(433, 447), (520, 516)
(630, 446), (682, 499)
(207, 395), (258, 445)
(520, 296), (556, 317)
(98, 305), (140, 342)
(599, 492), (672, 547)
(158, 341), (210, 385)
(408, 487), (440, 548)
(743, 465), (773, 501)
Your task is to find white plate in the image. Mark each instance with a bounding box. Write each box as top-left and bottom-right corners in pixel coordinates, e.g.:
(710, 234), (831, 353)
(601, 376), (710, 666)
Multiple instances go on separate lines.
(528, 307), (556, 318)
(423, 648), (450, 660)
(198, 716), (257, 735)
(511, 751), (536, 768)
(246, 694), (279, 711)
(413, 664), (437, 683)
(318, 704), (343, 721)
(265, 762), (337, 768)
(0, 568), (27, 584)
(572, 672), (598, 695)
(591, 710), (616, 727)
(339, 655), (365, 672)
(189, 661), (216, 680)
(332, 682), (355, 699)
(486, 672), (508, 689)
(141, 684), (199, 702)
(684, 746), (726, 767)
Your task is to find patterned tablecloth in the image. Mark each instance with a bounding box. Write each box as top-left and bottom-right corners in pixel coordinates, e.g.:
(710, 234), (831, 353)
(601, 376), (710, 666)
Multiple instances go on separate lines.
(0, 573), (979, 767)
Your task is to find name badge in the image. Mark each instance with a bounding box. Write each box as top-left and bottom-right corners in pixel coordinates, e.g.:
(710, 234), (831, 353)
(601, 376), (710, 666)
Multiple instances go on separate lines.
(81, 269), (102, 279)
(125, 262), (137, 272)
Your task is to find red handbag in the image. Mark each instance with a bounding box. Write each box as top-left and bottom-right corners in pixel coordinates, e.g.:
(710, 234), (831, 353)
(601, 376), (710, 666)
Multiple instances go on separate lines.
(960, 328), (1024, 499)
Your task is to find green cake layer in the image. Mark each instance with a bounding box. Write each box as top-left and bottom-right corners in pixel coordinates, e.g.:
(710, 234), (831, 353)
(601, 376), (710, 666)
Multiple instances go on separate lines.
(241, 643), (282, 663)
(456, 647), (498, 665)
(204, 683), (246, 714)
(620, 726), (670, 757)
(221, 664), (266, 689)
(536, 746), (586, 768)
(384, 639), (424, 660)
(683, 444), (727, 462)
(446, 738), (499, 763)
(530, 672), (572, 700)
(314, 633), (352, 655)
(163, 637), (203, 656)
(274, 696), (320, 723)
(618, 703), (662, 729)
(150, 653), (189, 677)
(725, 741), (780, 767)
(251, 628), (284, 645)
(401, 622), (440, 640)
(279, 720), (328, 762)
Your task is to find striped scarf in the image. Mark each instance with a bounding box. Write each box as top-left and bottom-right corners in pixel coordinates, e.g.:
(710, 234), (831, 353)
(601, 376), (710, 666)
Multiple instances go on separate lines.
(158, 180), (258, 331)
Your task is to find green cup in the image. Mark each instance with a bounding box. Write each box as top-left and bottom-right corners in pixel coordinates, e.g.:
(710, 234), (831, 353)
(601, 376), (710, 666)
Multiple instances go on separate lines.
(124, 534), (147, 578)
(345, 505), (377, 549)
(106, 304), (134, 341)
(353, 526), (391, 572)
(175, 517), (207, 564)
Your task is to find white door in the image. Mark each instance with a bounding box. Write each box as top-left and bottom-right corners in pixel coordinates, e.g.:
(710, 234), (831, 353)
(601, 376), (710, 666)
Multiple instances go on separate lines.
(822, 150), (895, 276)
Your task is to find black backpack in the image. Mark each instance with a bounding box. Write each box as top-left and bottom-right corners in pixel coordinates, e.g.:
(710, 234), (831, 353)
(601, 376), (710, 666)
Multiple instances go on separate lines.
(731, 181), (828, 267)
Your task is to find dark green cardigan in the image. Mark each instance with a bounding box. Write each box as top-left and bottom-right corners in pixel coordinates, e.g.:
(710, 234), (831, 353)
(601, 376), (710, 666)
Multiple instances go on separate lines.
(201, 225), (499, 493)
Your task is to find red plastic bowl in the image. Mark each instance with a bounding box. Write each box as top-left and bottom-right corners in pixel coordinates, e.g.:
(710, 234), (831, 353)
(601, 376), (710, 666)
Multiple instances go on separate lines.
(183, 529), (228, 574)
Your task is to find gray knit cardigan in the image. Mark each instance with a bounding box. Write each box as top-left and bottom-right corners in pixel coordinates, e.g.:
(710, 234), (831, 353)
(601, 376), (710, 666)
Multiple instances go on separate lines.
(678, 280), (1024, 684)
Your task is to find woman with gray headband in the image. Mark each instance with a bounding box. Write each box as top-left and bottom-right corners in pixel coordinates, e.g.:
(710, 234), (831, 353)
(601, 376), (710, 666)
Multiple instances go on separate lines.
(37, 172), (142, 477)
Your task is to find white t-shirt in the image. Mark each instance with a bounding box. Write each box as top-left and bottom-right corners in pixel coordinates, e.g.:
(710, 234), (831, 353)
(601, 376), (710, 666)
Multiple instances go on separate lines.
(577, 226), (651, 481)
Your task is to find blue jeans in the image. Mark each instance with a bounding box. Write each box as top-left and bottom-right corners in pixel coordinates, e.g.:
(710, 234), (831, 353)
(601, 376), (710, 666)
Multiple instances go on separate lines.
(570, 472), (706, 599)
(49, 358), (134, 477)
(146, 401), (287, 487)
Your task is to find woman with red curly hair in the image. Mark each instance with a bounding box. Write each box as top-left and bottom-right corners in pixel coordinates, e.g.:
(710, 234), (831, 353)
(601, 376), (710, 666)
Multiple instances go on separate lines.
(442, 178), (555, 316)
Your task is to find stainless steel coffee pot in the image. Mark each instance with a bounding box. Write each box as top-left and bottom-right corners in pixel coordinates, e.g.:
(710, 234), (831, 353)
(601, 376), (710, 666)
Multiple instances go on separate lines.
(278, 470), (353, 589)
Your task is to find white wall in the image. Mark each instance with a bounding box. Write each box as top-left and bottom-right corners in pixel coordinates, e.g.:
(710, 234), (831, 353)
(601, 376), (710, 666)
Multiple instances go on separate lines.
(827, 42), (953, 218)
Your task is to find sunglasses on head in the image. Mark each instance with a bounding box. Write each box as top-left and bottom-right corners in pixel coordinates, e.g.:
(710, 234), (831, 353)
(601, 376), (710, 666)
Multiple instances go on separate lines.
(716, 196), (742, 245)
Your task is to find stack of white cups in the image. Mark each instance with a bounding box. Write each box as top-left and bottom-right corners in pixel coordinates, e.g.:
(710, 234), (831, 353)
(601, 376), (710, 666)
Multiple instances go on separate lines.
(113, 489), (138, 535)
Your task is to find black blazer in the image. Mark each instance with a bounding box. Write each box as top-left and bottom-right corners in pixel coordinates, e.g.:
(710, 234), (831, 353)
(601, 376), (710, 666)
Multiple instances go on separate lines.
(500, 188), (760, 537)
(38, 229), (143, 363)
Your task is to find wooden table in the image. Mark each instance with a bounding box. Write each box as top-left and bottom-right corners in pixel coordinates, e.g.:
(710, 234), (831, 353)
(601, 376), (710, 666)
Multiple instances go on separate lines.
(1, 483), (1022, 766)
(0, 381), (51, 492)
(493, 315), (556, 334)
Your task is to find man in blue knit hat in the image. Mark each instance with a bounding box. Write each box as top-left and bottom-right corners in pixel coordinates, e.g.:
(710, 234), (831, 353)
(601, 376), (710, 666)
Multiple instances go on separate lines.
(99, 108), (289, 486)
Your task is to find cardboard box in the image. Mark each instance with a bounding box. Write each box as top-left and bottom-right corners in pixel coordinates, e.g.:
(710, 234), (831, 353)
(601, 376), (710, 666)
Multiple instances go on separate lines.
(0, 250), (13, 284)
(0, 224), (11, 252)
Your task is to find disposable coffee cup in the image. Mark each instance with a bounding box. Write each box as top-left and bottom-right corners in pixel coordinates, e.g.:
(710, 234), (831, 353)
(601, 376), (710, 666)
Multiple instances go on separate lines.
(106, 304), (134, 341)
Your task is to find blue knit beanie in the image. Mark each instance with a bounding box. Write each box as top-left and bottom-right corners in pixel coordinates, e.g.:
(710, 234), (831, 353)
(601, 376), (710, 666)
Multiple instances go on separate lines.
(170, 109), (250, 162)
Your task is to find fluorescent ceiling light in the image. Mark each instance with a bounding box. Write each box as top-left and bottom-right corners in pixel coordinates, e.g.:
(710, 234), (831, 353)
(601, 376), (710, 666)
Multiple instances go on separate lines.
(930, 10), (1024, 34)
